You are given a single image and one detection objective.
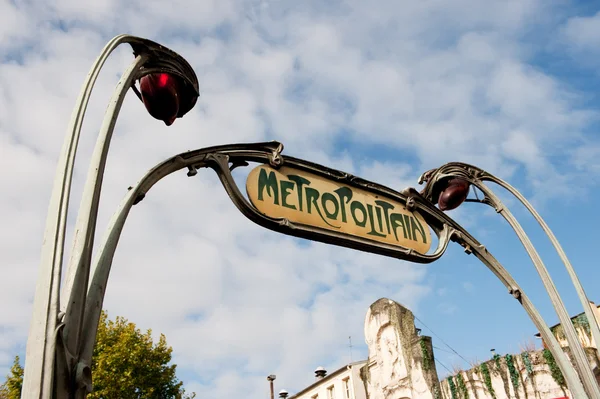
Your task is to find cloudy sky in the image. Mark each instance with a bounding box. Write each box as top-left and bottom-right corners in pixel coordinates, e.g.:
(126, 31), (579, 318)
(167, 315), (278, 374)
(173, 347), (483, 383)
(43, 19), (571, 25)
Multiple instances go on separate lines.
(2, 0), (600, 397)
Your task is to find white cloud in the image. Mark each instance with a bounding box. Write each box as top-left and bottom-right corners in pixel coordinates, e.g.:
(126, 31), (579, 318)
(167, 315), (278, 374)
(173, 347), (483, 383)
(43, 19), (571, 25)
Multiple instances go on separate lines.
(462, 282), (474, 293)
(562, 11), (600, 51)
(572, 143), (600, 175)
(437, 302), (458, 316)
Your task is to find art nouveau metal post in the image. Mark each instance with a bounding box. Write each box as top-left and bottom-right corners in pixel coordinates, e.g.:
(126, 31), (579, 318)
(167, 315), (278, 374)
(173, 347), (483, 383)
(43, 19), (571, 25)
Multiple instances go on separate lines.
(418, 163), (600, 398)
(21, 35), (199, 399)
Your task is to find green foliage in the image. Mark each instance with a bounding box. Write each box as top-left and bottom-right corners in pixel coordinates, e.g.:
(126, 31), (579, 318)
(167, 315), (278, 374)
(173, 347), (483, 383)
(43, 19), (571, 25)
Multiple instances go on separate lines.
(0, 356), (24, 399)
(456, 373), (469, 399)
(479, 363), (495, 399)
(551, 313), (591, 339)
(505, 354), (519, 393)
(573, 313), (591, 337)
(492, 353), (501, 372)
(542, 348), (566, 388)
(521, 352), (533, 375)
(448, 376), (458, 399)
(420, 338), (432, 371)
(1, 312), (195, 399)
(90, 311), (194, 399)
(552, 325), (566, 341)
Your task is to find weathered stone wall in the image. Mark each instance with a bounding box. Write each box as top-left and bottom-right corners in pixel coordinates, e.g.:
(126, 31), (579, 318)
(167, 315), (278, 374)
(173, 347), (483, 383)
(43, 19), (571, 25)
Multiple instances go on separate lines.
(440, 351), (567, 399)
(439, 348), (599, 399)
(361, 298), (600, 399)
(360, 298), (442, 399)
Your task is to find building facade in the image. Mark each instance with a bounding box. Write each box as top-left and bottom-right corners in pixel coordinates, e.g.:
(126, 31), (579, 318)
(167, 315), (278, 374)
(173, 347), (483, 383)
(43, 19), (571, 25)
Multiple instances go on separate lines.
(535, 301), (600, 350)
(288, 362), (368, 399)
(286, 299), (600, 399)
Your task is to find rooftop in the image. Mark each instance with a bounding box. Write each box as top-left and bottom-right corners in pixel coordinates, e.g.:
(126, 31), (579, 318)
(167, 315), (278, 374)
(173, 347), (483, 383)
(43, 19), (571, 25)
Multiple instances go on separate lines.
(288, 360), (368, 399)
(534, 303), (599, 338)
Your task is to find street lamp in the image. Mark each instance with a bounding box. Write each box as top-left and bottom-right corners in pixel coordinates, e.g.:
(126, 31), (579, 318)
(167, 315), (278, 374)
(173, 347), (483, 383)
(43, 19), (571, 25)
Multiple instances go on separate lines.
(418, 162), (600, 398)
(22, 34), (199, 399)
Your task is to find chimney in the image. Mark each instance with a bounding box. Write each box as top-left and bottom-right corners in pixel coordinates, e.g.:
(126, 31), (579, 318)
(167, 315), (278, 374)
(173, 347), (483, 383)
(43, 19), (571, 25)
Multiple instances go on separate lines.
(315, 366), (327, 380)
(279, 389), (289, 399)
(267, 375), (276, 399)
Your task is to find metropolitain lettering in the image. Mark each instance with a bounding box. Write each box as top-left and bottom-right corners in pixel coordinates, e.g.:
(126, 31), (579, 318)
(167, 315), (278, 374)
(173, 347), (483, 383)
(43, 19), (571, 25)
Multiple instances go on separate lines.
(256, 168), (427, 244)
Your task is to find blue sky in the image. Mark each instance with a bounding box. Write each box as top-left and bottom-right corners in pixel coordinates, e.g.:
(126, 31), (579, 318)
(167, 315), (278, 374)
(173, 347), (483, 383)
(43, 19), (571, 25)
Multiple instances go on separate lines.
(1, 0), (600, 397)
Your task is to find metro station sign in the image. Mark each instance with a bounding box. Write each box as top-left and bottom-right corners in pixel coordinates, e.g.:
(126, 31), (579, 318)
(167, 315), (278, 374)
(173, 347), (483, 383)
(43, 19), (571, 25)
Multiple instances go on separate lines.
(246, 164), (432, 254)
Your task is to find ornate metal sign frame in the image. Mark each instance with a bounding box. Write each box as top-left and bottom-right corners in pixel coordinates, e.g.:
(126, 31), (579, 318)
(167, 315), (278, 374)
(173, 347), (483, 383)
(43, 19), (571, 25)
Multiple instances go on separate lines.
(136, 141), (451, 263)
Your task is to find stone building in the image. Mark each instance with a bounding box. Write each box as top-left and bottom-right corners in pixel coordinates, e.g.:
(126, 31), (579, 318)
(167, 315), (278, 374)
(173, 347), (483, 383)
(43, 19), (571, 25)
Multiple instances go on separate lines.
(360, 298), (442, 399)
(287, 298), (441, 399)
(534, 302), (600, 350)
(284, 298), (600, 399)
(288, 362), (368, 399)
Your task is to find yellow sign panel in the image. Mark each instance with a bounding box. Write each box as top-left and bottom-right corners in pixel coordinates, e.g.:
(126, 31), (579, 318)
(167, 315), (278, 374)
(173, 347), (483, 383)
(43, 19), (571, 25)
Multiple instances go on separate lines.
(246, 165), (432, 254)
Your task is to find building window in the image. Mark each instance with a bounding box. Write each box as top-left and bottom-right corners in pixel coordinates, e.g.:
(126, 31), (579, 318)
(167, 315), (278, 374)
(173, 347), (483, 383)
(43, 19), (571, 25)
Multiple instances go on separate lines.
(327, 385), (335, 399)
(343, 378), (351, 399)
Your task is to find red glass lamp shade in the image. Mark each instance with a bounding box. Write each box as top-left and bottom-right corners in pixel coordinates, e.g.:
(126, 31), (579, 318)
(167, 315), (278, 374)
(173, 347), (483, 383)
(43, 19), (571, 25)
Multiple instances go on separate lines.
(139, 73), (181, 126)
(437, 178), (470, 211)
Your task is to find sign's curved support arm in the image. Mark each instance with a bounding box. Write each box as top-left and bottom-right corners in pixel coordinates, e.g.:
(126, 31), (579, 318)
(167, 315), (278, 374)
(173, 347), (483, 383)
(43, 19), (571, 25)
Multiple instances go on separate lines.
(76, 142), (285, 393)
(477, 179), (599, 398)
(467, 236), (589, 399)
(418, 163), (594, 398)
(404, 187), (587, 398)
(480, 171), (600, 362)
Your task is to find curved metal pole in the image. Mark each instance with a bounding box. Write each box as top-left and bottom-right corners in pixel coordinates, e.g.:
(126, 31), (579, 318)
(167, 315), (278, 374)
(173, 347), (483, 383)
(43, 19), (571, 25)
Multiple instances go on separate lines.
(406, 189), (589, 398)
(75, 142), (282, 397)
(59, 38), (143, 307)
(80, 156), (193, 366)
(475, 180), (599, 398)
(78, 144), (277, 371)
(419, 164), (598, 398)
(23, 33), (200, 399)
(431, 163), (598, 397)
(484, 174), (600, 360)
(466, 236), (587, 398)
(56, 54), (148, 398)
(22, 34), (137, 399)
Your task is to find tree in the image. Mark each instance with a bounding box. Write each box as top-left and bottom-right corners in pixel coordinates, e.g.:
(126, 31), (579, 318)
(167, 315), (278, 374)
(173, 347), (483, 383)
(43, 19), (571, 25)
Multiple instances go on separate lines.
(0, 356), (23, 399)
(1, 311), (195, 399)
